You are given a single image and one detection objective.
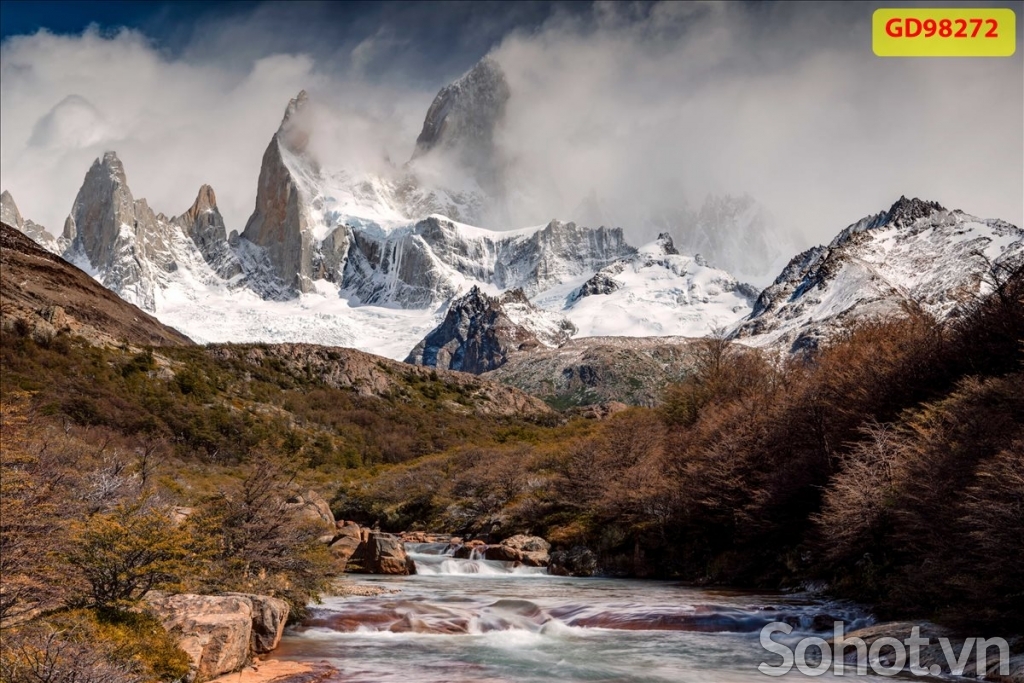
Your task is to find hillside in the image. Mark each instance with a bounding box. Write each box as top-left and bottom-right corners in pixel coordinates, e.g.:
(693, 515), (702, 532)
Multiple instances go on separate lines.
(0, 223), (192, 347)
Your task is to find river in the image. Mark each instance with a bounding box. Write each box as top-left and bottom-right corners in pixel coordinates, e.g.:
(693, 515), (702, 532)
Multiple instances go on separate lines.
(273, 542), (903, 682)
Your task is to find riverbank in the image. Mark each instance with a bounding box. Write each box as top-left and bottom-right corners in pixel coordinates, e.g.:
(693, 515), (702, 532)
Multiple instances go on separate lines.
(208, 660), (337, 683)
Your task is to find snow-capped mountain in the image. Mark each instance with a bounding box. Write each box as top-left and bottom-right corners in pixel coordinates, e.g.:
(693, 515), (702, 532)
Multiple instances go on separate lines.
(731, 196), (1024, 352)
(60, 152), (242, 311)
(646, 193), (795, 285)
(34, 68), (741, 359)
(406, 232), (757, 374)
(1, 190), (62, 254)
(12, 51), (1019, 369)
(546, 232), (758, 338)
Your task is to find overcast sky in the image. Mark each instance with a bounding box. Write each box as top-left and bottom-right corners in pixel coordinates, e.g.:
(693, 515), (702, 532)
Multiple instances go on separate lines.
(1, 0), (1021, 252)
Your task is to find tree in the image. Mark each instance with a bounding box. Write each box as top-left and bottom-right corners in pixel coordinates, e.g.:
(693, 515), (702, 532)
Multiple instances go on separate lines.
(67, 502), (194, 610)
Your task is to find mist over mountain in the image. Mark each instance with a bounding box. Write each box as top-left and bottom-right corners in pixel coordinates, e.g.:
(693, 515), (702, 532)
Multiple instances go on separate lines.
(2, 2), (1021, 284)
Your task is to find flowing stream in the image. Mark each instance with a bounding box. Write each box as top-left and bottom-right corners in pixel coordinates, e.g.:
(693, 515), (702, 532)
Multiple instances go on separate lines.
(274, 542), (903, 682)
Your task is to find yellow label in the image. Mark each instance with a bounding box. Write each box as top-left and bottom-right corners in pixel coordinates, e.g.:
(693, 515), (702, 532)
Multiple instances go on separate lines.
(873, 8), (1016, 57)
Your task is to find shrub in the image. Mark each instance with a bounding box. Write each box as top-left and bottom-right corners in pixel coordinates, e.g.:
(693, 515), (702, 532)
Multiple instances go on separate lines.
(0, 609), (190, 683)
(67, 502), (195, 610)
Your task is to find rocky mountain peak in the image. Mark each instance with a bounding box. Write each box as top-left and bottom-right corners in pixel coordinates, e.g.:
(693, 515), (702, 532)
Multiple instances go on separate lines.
(655, 232), (679, 255)
(883, 195), (945, 227)
(1, 190), (63, 254)
(182, 184), (218, 222)
(282, 90), (309, 126)
(406, 283), (575, 374)
(278, 90), (312, 155)
(411, 56), (510, 183)
(1, 189), (23, 228)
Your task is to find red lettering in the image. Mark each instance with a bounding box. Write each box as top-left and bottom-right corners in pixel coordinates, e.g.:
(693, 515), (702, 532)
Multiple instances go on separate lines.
(886, 17), (902, 38)
(906, 18), (923, 38)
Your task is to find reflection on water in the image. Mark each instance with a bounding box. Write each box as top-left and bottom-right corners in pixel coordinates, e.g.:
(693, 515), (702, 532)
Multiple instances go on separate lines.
(274, 542), (895, 682)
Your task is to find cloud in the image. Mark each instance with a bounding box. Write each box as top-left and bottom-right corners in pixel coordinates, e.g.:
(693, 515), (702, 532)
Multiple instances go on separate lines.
(487, 1), (1023, 245)
(28, 94), (114, 149)
(0, 2), (1021, 278)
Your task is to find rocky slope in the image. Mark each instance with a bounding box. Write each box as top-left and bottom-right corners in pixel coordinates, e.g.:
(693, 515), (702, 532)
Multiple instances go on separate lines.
(486, 336), (700, 407)
(206, 343), (551, 418)
(405, 232), (752, 380)
(0, 222), (193, 347)
(732, 196), (1024, 352)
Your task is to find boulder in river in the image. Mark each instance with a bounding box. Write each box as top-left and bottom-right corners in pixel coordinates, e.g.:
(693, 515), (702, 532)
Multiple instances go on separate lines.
(548, 546), (598, 577)
(327, 522), (364, 573)
(351, 531), (416, 575)
(484, 535), (550, 566)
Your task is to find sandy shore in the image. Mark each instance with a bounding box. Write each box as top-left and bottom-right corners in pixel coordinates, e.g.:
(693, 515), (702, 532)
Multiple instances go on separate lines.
(207, 660), (338, 683)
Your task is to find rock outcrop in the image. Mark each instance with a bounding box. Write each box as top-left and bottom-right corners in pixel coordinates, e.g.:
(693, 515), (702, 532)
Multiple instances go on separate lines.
(837, 622), (1023, 680)
(350, 531), (416, 575)
(284, 489), (336, 530)
(205, 343), (551, 417)
(569, 272), (622, 303)
(486, 336), (700, 407)
(405, 286), (574, 374)
(548, 546), (599, 577)
(326, 522), (364, 572)
(146, 592), (289, 682)
(483, 534), (550, 567)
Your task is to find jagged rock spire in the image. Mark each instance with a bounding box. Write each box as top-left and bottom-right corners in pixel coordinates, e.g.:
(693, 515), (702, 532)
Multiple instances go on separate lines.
(1, 189), (24, 228)
(411, 57), (510, 188)
(883, 196), (944, 227)
(240, 92), (322, 294)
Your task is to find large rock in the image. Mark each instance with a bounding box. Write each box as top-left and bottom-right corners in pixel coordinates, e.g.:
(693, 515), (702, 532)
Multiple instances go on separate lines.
(146, 593), (254, 681)
(284, 489), (335, 529)
(548, 546), (598, 577)
(405, 286), (573, 374)
(327, 522), (364, 572)
(146, 592), (289, 680)
(483, 535), (550, 567)
(837, 622), (1021, 679)
(224, 593), (290, 654)
(351, 531), (416, 575)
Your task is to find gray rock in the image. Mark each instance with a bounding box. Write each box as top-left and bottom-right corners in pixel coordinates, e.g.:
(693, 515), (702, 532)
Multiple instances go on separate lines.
(173, 184), (241, 279)
(405, 286), (541, 373)
(411, 56), (510, 190)
(548, 546), (598, 577)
